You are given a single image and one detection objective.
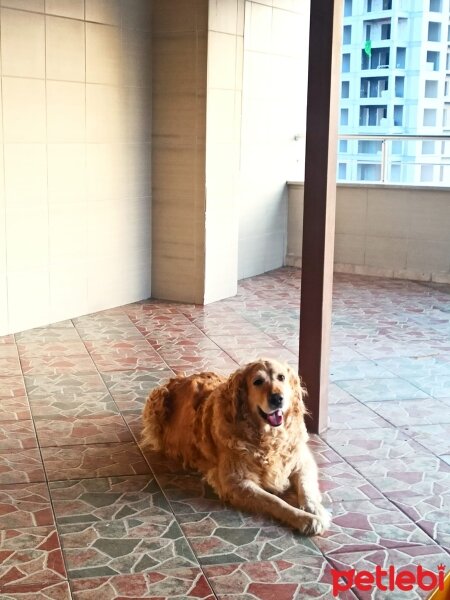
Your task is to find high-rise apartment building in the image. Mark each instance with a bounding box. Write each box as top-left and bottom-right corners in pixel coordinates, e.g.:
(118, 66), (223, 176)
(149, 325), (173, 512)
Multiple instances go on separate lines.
(339, 0), (450, 184)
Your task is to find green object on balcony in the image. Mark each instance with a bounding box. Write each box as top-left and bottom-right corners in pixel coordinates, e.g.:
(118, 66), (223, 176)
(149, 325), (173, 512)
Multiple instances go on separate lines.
(364, 39), (372, 57)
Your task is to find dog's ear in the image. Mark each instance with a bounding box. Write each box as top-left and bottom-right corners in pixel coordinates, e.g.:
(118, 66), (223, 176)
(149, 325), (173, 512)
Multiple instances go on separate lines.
(286, 365), (308, 415)
(226, 368), (247, 422)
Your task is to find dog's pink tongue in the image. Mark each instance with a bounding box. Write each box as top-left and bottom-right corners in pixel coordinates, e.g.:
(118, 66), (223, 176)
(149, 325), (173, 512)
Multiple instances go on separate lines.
(267, 409), (283, 427)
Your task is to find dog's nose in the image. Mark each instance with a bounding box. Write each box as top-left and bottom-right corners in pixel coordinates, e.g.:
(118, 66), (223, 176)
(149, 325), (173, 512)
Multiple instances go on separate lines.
(269, 393), (283, 408)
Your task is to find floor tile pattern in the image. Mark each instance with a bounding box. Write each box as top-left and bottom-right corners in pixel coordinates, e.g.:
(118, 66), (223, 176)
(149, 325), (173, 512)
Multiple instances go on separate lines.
(0, 268), (449, 598)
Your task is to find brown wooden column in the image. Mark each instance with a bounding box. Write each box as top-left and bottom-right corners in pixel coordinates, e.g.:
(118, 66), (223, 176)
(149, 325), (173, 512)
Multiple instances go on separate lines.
(299, 0), (342, 434)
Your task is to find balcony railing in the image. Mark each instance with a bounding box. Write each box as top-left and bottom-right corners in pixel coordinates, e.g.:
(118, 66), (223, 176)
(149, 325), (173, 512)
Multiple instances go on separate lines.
(337, 134), (450, 185)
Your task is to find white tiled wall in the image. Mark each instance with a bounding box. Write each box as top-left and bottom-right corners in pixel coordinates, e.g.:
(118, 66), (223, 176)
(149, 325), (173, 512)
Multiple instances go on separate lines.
(238, 0), (309, 279)
(0, 0), (152, 335)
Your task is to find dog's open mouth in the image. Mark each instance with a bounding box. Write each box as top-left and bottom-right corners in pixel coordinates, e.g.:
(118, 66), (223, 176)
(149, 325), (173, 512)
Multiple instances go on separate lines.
(258, 406), (283, 427)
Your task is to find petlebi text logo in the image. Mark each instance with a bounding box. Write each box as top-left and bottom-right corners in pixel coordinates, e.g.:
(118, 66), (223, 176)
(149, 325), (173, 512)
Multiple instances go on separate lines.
(331, 564), (446, 596)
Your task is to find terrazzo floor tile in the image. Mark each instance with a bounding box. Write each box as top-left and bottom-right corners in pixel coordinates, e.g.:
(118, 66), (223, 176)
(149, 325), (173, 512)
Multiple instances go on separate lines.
(101, 368), (174, 412)
(313, 498), (435, 556)
(178, 509), (320, 565)
(150, 335), (220, 353)
(336, 378), (429, 402)
(0, 449), (46, 485)
(41, 442), (151, 481)
(368, 398), (450, 427)
(159, 349), (238, 377)
(17, 341), (88, 359)
(0, 420), (38, 450)
(34, 415), (133, 447)
(405, 374), (450, 398)
(391, 492), (450, 552)
(328, 546), (450, 599)
(70, 568), (215, 600)
(0, 580), (72, 599)
(25, 373), (107, 399)
(49, 475), (171, 525)
(376, 356), (450, 378)
(0, 483), (54, 529)
(0, 526), (67, 589)
(0, 396), (31, 421)
(326, 403), (391, 430)
(29, 392), (119, 419)
(0, 375), (26, 398)
(208, 334), (282, 350)
(354, 455), (450, 500)
(14, 327), (81, 343)
(323, 428), (428, 463)
(440, 454), (450, 465)
(225, 347), (298, 367)
(0, 344), (18, 359)
(308, 434), (345, 466)
(203, 558), (359, 599)
(330, 361), (395, 382)
(331, 346), (366, 362)
(87, 341), (167, 372)
(20, 355), (98, 376)
(0, 356), (22, 376)
(329, 383), (359, 404)
(59, 518), (198, 578)
(401, 422), (450, 455)
(318, 462), (383, 503)
(74, 324), (143, 342)
(0, 334), (15, 344)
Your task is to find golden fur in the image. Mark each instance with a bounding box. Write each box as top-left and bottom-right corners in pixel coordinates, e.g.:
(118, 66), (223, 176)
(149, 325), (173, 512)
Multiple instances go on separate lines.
(142, 359), (330, 535)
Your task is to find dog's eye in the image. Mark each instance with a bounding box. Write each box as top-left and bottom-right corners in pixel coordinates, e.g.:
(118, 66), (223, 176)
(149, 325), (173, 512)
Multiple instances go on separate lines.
(253, 378), (264, 386)
(277, 374), (285, 382)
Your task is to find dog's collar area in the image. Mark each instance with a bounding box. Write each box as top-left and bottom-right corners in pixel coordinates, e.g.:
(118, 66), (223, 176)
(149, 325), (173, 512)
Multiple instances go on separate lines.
(257, 406), (284, 427)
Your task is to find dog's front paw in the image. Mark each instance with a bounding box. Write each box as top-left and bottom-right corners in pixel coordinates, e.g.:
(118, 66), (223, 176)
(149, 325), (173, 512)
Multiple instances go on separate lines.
(293, 505), (331, 536)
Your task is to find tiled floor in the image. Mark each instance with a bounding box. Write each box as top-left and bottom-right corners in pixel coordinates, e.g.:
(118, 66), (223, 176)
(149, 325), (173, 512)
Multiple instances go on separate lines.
(0, 267), (450, 599)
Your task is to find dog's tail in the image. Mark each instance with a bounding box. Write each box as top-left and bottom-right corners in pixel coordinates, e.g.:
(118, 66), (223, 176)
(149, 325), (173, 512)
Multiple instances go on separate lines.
(141, 384), (173, 451)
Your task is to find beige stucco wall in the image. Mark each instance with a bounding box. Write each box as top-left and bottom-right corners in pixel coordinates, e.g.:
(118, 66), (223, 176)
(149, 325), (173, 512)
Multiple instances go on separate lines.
(0, 0), (152, 335)
(287, 183), (450, 283)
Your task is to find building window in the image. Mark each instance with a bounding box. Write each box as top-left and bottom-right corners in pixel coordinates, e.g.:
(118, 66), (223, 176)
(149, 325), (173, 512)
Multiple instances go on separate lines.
(341, 81), (350, 98)
(343, 25), (351, 44)
(391, 164), (401, 182)
(395, 76), (404, 97)
(423, 108), (437, 126)
(358, 140), (382, 153)
(422, 141), (435, 154)
(430, 0), (442, 11)
(338, 163), (347, 180)
(420, 164), (434, 182)
(394, 105), (403, 126)
(362, 47), (390, 69)
(447, 52), (450, 70)
(357, 163), (381, 181)
(381, 23), (391, 40)
(342, 54), (350, 73)
(428, 22), (441, 42)
(340, 108), (349, 125)
(368, 0), (392, 10)
(396, 48), (406, 68)
(339, 140), (348, 152)
(445, 80), (450, 97)
(425, 80), (438, 97)
(361, 77), (388, 98)
(427, 50), (440, 71)
(359, 105), (387, 126)
(344, 0), (352, 16)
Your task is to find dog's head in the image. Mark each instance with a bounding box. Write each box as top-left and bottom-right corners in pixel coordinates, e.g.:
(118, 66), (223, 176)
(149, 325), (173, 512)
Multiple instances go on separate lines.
(227, 359), (306, 429)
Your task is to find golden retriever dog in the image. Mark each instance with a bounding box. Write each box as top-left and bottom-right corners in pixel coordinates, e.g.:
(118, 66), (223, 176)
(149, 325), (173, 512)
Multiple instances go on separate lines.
(142, 359), (330, 535)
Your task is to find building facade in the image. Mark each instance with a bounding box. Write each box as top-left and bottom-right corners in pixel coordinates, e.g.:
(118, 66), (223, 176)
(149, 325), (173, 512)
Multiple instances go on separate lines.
(339, 0), (450, 184)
